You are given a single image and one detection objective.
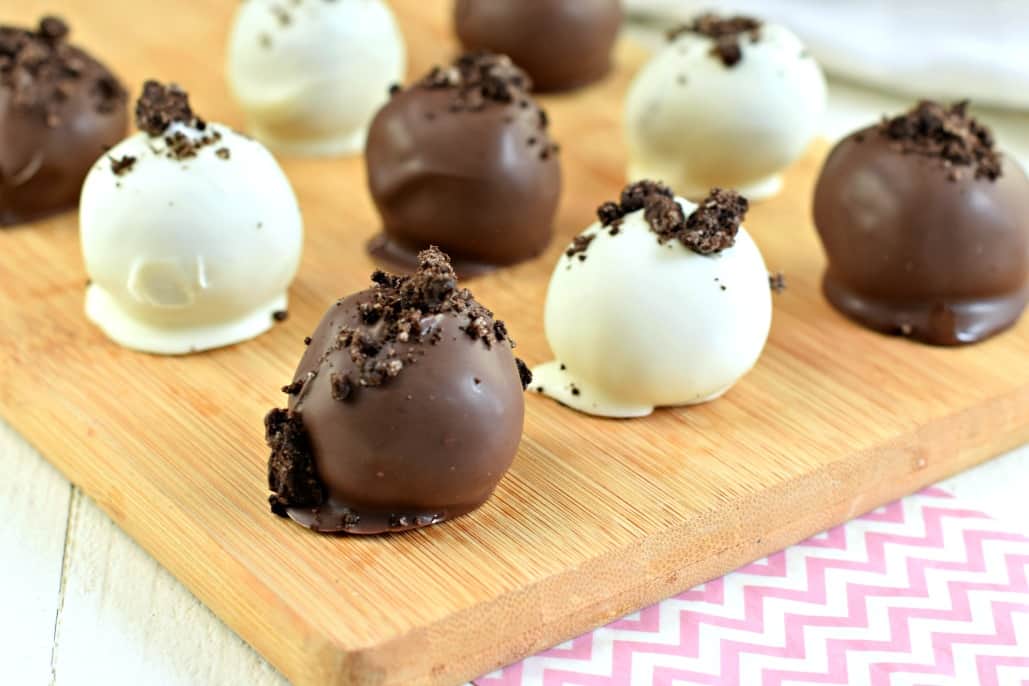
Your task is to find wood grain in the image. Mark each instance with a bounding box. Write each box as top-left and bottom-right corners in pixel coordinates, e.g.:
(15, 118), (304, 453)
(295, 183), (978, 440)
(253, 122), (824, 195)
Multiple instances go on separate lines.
(1, 2), (1027, 685)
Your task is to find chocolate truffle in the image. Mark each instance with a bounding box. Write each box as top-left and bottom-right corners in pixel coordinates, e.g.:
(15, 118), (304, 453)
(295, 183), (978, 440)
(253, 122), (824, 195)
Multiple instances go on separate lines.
(625, 13), (825, 201)
(266, 247), (532, 534)
(453, 0), (622, 93)
(227, 0), (405, 156)
(365, 52), (561, 276)
(533, 183), (772, 418)
(813, 101), (1029, 345)
(81, 81), (303, 354)
(0, 16), (127, 227)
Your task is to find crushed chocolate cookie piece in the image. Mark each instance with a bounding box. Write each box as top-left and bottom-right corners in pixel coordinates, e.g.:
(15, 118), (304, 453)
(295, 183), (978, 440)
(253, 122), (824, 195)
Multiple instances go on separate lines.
(565, 233), (596, 260)
(134, 80), (198, 136)
(644, 192), (687, 242)
(215, 147), (230, 160)
(681, 188), (747, 254)
(570, 384), (581, 396)
(319, 247), (514, 389)
(110, 155), (136, 176)
(409, 51), (556, 156)
(599, 182), (746, 255)
(303, 336), (312, 346)
(418, 51), (531, 106)
(876, 100), (1001, 181)
(37, 16), (69, 42)
(769, 272), (786, 293)
(668, 13), (762, 67)
(516, 358), (532, 389)
(596, 180), (676, 229)
(282, 379), (304, 395)
(266, 408), (325, 514)
(272, 310), (288, 322)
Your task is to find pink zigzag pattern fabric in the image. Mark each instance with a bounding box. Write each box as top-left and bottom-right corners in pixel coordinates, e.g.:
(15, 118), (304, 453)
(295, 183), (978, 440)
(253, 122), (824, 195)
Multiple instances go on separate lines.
(476, 488), (1029, 686)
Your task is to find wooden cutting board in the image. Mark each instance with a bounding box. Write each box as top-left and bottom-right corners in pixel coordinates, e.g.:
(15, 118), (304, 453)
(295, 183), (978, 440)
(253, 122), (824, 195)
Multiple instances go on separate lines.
(2, 2), (1027, 685)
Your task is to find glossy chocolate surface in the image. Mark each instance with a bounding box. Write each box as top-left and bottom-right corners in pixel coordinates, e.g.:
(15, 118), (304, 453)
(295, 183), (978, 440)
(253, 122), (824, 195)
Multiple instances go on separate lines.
(266, 249), (529, 534)
(454, 0), (622, 93)
(814, 126), (1029, 345)
(0, 18), (127, 227)
(365, 53), (560, 275)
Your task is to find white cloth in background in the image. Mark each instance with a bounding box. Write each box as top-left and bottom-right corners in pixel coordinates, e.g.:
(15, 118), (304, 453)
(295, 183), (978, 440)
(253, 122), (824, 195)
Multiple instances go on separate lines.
(625, 0), (1029, 112)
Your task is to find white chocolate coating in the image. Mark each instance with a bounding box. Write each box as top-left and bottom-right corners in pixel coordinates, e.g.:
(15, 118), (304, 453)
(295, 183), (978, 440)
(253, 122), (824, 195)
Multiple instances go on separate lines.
(532, 197), (772, 417)
(227, 0), (406, 157)
(80, 123), (303, 355)
(625, 23), (826, 201)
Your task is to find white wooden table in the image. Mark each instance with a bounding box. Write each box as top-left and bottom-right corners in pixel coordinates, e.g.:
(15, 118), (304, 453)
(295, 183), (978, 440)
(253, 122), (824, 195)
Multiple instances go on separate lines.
(3, 76), (1028, 686)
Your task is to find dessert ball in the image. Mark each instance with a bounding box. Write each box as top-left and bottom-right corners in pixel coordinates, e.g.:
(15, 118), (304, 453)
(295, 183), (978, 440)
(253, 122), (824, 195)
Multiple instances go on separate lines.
(453, 0), (622, 93)
(0, 17), (127, 227)
(625, 14), (826, 201)
(533, 182), (772, 418)
(81, 81), (303, 355)
(266, 248), (532, 534)
(814, 101), (1029, 345)
(365, 52), (561, 276)
(226, 0), (405, 156)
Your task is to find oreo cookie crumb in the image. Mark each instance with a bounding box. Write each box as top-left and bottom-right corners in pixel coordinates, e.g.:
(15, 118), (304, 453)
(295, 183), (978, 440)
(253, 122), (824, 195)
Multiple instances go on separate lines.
(282, 379), (304, 395)
(323, 247), (515, 389)
(516, 358), (532, 389)
(682, 188), (747, 254)
(769, 272), (786, 293)
(135, 80), (198, 136)
(669, 13), (762, 67)
(565, 233), (595, 260)
(409, 52), (558, 159)
(216, 147), (230, 160)
(266, 408), (325, 514)
(876, 100), (1001, 181)
(110, 155), (136, 176)
(418, 51), (530, 106)
(273, 310), (288, 322)
(599, 181), (747, 255)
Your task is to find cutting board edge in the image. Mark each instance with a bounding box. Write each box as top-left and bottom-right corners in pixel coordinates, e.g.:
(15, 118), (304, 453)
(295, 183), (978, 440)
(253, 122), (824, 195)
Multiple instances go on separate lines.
(8, 381), (1022, 686)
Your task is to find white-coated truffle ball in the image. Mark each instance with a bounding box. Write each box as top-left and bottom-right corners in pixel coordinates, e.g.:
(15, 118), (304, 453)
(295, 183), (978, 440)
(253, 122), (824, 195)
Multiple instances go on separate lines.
(81, 118), (302, 355)
(625, 17), (826, 201)
(227, 0), (406, 156)
(532, 186), (772, 417)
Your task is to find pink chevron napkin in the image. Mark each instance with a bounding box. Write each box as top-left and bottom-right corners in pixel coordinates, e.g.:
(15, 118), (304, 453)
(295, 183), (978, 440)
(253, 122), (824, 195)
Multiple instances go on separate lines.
(476, 488), (1029, 685)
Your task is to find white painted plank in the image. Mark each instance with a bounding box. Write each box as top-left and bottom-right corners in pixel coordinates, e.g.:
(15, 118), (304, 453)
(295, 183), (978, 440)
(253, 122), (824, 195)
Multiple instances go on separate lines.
(0, 419), (72, 686)
(50, 489), (286, 686)
(939, 444), (1029, 527)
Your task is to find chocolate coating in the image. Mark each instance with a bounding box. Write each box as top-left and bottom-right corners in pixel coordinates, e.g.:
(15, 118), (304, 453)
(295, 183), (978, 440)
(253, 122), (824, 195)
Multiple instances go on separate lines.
(814, 126), (1029, 345)
(0, 18), (127, 227)
(365, 53), (560, 276)
(266, 249), (529, 534)
(454, 0), (622, 92)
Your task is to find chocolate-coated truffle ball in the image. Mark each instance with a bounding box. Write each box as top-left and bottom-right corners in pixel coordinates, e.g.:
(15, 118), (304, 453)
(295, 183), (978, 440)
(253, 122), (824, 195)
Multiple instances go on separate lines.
(266, 248), (532, 534)
(365, 52), (561, 276)
(0, 17), (127, 227)
(813, 101), (1029, 345)
(454, 0), (622, 93)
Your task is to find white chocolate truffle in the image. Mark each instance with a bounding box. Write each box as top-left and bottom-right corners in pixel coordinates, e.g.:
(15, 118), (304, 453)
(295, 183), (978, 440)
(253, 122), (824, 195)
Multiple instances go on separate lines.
(625, 16), (826, 201)
(532, 184), (771, 418)
(227, 0), (405, 157)
(81, 83), (302, 355)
